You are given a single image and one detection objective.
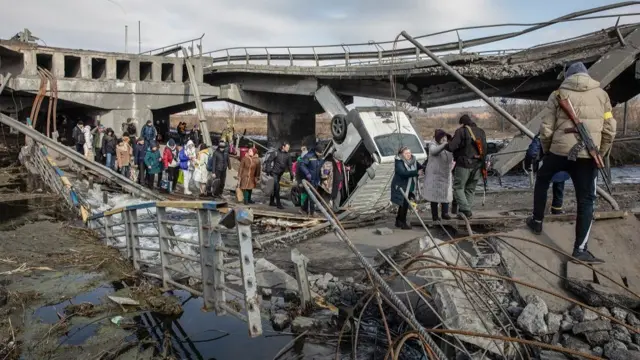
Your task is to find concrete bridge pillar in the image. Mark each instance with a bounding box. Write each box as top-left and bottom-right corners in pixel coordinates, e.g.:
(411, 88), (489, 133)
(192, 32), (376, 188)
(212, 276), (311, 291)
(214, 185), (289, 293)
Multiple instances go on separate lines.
(267, 112), (315, 150)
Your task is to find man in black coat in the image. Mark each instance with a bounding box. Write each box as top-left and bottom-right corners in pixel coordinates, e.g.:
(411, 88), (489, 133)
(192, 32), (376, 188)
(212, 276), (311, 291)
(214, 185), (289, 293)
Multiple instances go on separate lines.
(264, 142), (293, 209)
(207, 141), (231, 197)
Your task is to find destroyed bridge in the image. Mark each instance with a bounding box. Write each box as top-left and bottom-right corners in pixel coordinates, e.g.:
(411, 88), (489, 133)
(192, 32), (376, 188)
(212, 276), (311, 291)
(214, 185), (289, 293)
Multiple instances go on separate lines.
(1, 4), (640, 359)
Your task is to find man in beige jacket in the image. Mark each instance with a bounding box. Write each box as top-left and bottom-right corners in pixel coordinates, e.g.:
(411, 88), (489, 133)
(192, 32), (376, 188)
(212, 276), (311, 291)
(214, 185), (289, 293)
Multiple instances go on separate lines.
(526, 62), (616, 264)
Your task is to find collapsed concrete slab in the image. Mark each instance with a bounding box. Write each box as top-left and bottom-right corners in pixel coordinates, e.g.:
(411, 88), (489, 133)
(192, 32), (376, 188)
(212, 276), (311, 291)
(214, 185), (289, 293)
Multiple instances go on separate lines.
(564, 261), (640, 309)
(408, 237), (510, 357)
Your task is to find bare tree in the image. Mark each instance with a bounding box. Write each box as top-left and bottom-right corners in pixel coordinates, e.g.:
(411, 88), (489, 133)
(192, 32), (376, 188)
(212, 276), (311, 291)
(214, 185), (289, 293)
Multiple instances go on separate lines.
(224, 102), (245, 126)
(373, 99), (421, 118)
(488, 98), (547, 131)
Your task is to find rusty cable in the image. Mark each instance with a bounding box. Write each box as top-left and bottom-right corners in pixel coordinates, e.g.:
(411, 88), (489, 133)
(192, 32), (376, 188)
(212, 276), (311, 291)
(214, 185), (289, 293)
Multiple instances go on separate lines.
(301, 180), (450, 360)
(383, 331), (436, 360)
(405, 264), (639, 335)
(41, 68), (58, 136)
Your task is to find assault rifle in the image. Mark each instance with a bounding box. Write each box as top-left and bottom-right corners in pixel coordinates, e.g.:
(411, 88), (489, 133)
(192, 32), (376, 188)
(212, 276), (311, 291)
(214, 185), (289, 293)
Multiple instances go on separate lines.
(556, 96), (612, 194)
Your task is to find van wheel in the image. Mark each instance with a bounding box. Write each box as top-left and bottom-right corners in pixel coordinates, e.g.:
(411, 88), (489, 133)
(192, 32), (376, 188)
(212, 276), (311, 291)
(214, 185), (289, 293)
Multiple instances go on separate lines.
(331, 115), (347, 144)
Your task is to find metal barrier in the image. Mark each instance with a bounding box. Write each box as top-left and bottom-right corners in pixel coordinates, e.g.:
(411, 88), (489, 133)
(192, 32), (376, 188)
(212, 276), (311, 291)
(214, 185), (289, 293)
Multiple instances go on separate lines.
(87, 201), (262, 337)
(200, 4), (640, 67)
(18, 140), (91, 219)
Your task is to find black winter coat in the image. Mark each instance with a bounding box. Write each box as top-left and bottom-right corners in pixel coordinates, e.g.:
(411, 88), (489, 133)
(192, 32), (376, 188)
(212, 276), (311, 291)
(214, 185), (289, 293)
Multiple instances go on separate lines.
(446, 125), (487, 168)
(133, 143), (146, 163)
(207, 149), (230, 173)
(265, 150), (292, 176)
(102, 135), (117, 155)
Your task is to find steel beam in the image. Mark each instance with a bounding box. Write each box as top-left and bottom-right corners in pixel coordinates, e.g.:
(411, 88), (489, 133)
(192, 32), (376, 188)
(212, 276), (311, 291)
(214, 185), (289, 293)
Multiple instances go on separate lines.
(492, 29), (640, 176)
(182, 47), (211, 147)
(235, 207), (262, 337)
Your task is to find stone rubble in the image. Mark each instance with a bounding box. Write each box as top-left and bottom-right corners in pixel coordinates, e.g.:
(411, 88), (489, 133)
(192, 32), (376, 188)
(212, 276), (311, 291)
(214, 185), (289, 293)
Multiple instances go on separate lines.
(509, 296), (640, 360)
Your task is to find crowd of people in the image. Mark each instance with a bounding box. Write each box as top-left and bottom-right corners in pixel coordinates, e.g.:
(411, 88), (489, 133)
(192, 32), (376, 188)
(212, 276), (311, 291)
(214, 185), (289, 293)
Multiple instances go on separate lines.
(390, 62), (616, 264)
(65, 62), (613, 264)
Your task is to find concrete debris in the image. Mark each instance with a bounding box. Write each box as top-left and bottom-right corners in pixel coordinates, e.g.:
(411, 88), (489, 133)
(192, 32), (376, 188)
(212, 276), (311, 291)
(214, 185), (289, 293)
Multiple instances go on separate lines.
(630, 344), (640, 352)
(569, 306), (584, 322)
(584, 330), (610, 346)
(291, 316), (317, 333)
(260, 287), (272, 297)
(560, 320), (574, 332)
(628, 313), (640, 327)
(283, 290), (299, 304)
(611, 324), (632, 344)
(591, 346), (604, 357)
(0, 286), (7, 307)
(539, 350), (569, 360)
(562, 334), (591, 355)
(546, 312), (563, 334)
(107, 295), (140, 306)
(270, 312), (291, 331)
(374, 227), (393, 236)
(517, 295), (549, 335)
(604, 340), (628, 357)
(565, 278), (640, 309)
(572, 320), (612, 335)
(612, 307), (628, 321)
(582, 308), (599, 322)
(470, 253), (501, 268)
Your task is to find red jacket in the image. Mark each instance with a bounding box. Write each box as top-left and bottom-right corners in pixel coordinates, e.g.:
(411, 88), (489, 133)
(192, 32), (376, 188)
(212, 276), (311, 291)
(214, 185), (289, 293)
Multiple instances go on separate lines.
(162, 146), (177, 168)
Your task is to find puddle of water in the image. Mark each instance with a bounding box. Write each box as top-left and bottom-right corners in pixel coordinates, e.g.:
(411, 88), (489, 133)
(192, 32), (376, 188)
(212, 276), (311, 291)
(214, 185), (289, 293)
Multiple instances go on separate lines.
(33, 283), (333, 358)
(145, 290), (331, 359)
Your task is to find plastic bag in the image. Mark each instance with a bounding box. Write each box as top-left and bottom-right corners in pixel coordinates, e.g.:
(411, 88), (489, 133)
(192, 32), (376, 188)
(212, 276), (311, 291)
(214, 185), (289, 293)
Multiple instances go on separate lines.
(236, 187), (244, 202)
(177, 169), (184, 185)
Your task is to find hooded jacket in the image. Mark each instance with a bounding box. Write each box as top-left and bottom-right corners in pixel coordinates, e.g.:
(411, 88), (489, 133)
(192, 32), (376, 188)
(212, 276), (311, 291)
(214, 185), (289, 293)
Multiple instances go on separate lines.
(101, 134), (117, 155)
(298, 151), (323, 186)
(116, 141), (132, 168)
(141, 123), (157, 143)
(539, 72), (616, 158)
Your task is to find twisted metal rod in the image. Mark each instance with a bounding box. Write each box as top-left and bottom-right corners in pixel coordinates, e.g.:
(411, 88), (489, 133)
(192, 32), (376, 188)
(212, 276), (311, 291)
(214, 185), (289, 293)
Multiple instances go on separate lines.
(300, 180), (449, 360)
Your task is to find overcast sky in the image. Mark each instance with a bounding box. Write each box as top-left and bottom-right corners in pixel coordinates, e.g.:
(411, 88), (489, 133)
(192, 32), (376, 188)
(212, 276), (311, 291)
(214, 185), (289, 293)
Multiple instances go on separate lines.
(3, 0), (640, 109)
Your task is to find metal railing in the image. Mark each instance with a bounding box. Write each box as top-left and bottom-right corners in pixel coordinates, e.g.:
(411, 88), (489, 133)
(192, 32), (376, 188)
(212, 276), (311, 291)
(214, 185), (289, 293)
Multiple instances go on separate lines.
(87, 201), (262, 337)
(199, 4), (640, 67)
(18, 140), (91, 219)
(139, 34), (205, 57)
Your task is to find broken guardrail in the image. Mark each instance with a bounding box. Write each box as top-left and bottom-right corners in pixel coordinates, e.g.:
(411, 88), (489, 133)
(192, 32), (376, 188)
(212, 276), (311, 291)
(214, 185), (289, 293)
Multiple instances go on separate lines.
(87, 201), (262, 337)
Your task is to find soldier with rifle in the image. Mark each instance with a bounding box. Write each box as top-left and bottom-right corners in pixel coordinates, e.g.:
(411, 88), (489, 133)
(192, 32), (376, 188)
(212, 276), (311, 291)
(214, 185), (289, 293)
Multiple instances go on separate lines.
(527, 62), (616, 264)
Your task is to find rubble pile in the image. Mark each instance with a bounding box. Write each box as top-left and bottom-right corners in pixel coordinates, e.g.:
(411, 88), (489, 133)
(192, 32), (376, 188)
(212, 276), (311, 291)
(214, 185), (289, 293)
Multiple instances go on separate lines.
(513, 295), (640, 359)
(266, 272), (371, 334)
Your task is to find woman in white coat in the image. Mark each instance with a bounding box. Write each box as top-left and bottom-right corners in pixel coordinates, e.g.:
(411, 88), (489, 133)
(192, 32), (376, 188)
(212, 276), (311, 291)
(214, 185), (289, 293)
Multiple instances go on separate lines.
(423, 129), (454, 221)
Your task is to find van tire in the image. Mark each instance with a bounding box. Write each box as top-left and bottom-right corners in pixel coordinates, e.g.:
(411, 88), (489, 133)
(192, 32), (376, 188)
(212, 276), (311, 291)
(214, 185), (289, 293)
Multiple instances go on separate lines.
(331, 115), (347, 144)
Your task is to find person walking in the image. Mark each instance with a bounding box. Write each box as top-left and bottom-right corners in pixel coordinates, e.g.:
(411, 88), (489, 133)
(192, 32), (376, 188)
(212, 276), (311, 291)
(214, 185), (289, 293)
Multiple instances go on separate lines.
(141, 120), (157, 150)
(179, 140), (196, 195)
(193, 144), (210, 196)
(527, 62), (616, 264)
(91, 125), (105, 164)
(237, 147), (261, 204)
(298, 145), (324, 216)
(72, 121), (85, 154)
(82, 125), (94, 161)
(391, 146), (424, 229)
(446, 114), (487, 219)
(424, 129), (454, 221)
(144, 142), (163, 189)
(264, 142), (293, 209)
(525, 133), (570, 215)
(207, 141), (231, 197)
(162, 139), (180, 193)
(116, 136), (133, 179)
(133, 138), (147, 185)
(101, 128), (117, 170)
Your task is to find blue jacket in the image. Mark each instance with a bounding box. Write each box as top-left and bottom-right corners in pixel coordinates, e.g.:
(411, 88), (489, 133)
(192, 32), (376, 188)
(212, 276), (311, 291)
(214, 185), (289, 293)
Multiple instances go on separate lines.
(141, 124), (156, 142)
(178, 149), (190, 170)
(133, 142), (146, 163)
(526, 135), (570, 183)
(390, 156), (423, 206)
(299, 152), (324, 186)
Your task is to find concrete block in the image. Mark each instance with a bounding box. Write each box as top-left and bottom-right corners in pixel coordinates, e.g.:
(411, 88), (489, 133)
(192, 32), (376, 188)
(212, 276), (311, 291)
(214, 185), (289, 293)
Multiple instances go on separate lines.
(374, 227), (393, 236)
(565, 261), (595, 282)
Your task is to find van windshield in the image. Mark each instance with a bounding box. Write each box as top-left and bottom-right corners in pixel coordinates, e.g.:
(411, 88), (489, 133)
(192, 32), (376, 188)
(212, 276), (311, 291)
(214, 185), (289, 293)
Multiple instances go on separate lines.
(374, 133), (424, 157)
